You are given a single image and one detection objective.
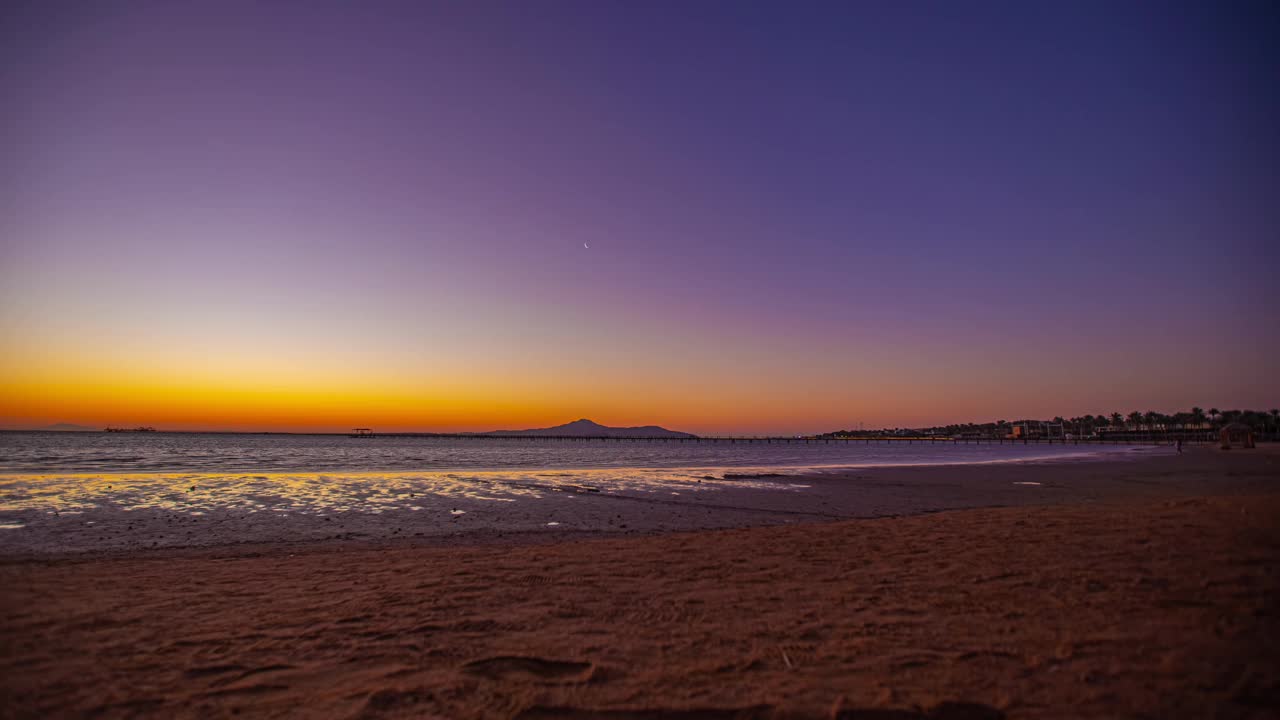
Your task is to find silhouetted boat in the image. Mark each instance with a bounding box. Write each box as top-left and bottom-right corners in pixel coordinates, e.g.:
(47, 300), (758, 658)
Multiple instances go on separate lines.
(104, 426), (157, 433)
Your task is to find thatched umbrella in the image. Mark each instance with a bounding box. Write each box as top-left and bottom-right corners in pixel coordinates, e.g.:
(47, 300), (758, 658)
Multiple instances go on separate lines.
(1219, 422), (1256, 450)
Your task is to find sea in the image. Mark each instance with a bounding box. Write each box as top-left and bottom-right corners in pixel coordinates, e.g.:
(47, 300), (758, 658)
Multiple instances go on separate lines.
(0, 430), (1134, 475)
(0, 431), (1153, 534)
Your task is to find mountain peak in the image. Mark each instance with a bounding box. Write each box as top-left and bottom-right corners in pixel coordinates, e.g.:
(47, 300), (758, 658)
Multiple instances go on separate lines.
(484, 419), (695, 438)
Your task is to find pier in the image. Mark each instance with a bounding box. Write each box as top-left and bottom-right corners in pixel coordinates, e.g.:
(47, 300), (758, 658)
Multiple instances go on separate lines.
(347, 433), (1219, 446)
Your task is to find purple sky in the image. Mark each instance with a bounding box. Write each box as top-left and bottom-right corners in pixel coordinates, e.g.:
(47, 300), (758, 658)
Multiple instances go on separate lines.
(2, 1), (1277, 433)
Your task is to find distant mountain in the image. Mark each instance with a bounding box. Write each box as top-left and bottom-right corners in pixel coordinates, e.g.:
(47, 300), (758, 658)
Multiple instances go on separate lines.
(483, 418), (696, 439)
(37, 423), (98, 432)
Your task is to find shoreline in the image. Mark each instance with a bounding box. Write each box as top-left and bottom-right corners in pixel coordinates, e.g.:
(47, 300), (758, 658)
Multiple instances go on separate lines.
(0, 446), (1273, 560)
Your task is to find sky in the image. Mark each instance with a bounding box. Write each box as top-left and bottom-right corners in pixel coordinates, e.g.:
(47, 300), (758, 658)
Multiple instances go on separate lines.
(2, 1), (1278, 434)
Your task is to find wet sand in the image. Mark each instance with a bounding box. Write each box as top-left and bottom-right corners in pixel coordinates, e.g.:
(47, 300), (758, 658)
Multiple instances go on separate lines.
(1, 449), (1278, 718)
(1, 446), (1275, 556)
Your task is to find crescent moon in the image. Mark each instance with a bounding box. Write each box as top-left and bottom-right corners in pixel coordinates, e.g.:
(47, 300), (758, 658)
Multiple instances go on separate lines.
(584, 242), (590, 249)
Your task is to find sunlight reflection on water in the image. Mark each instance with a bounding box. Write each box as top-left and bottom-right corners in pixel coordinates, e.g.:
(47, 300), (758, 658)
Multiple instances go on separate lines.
(0, 434), (1154, 521)
(0, 467), (802, 516)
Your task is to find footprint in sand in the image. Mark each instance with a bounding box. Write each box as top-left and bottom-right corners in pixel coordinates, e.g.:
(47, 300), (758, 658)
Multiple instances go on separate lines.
(461, 656), (594, 682)
(514, 702), (1002, 720)
(515, 706), (774, 719)
(835, 702), (1005, 720)
(183, 664), (245, 679)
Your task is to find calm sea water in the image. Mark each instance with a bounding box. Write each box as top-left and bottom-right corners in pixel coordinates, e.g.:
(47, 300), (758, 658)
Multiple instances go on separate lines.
(0, 431), (1136, 475)
(0, 432), (1157, 540)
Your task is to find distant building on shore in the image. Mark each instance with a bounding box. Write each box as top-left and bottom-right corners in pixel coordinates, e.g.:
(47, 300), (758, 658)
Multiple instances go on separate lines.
(1008, 421), (1063, 440)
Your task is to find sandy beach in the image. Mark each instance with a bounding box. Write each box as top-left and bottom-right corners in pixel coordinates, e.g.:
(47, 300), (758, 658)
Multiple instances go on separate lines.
(2, 449), (1278, 719)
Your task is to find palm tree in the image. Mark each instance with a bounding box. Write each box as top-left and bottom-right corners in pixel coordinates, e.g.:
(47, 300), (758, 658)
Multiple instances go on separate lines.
(1128, 411), (1143, 430)
(1271, 409), (1279, 433)
(1110, 412), (1123, 427)
(1191, 407), (1206, 428)
(1209, 408), (1221, 425)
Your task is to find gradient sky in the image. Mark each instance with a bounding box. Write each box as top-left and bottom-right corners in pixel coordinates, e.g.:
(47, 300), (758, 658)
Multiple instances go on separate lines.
(2, 1), (1278, 434)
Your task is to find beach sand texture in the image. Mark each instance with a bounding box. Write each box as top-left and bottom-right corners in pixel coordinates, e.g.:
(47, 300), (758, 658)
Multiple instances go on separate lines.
(1, 452), (1278, 719)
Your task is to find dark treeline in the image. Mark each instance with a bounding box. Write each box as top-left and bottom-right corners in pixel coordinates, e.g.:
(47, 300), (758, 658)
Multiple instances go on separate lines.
(820, 407), (1280, 439)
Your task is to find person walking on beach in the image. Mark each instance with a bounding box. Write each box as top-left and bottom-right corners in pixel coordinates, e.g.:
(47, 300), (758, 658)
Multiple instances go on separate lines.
(1175, 439), (1183, 455)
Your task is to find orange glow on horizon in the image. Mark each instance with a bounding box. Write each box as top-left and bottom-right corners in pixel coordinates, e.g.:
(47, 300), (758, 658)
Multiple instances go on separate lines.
(0, 353), (926, 434)
(3, 330), (1272, 435)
